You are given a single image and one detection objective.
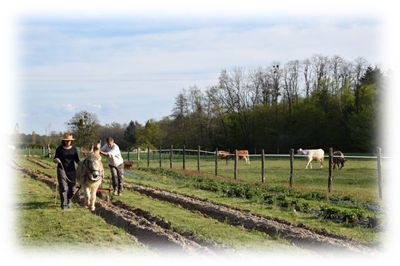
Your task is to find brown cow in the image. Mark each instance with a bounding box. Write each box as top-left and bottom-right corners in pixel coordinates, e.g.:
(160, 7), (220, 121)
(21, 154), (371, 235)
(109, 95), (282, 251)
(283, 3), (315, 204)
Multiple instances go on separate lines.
(217, 150), (231, 159)
(333, 151), (346, 169)
(237, 150), (250, 164)
(217, 150), (232, 164)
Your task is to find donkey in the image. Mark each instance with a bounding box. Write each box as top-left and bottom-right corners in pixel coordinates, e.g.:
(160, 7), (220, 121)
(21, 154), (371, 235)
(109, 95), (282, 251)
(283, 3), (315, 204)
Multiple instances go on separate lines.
(76, 142), (104, 211)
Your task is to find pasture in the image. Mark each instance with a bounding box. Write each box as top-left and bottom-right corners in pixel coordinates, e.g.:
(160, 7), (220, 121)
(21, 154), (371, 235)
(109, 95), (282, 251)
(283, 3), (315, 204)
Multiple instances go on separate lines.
(119, 151), (381, 202)
(16, 151), (385, 252)
(15, 171), (142, 249)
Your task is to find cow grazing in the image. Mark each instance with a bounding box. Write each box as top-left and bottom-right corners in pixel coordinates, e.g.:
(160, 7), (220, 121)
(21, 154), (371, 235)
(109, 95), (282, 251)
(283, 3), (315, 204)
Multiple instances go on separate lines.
(333, 151), (346, 169)
(217, 150), (231, 159)
(297, 148), (324, 169)
(76, 142), (104, 211)
(237, 150), (250, 165)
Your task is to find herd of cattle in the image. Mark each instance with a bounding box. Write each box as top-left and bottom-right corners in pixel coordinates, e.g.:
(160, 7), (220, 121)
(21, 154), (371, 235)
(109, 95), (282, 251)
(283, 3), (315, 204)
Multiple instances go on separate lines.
(123, 148), (347, 170)
(218, 148), (346, 169)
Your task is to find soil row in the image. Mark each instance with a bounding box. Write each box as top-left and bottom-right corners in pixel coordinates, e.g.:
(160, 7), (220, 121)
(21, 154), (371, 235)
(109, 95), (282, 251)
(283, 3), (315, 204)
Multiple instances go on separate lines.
(15, 163), (212, 253)
(26, 156), (55, 169)
(123, 182), (376, 254)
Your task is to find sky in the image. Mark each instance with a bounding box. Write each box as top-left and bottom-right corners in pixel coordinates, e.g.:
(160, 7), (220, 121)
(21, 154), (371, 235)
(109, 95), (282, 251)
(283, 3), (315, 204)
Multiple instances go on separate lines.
(17, 15), (381, 134)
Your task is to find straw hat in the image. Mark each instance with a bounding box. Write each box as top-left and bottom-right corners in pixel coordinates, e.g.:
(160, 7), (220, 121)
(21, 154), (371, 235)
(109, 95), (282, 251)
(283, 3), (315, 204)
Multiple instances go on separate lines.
(61, 133), (75, 141)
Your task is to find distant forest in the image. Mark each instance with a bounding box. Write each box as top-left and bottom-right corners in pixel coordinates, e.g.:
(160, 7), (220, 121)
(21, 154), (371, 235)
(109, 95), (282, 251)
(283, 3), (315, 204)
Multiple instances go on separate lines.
(15, 55), (384, 153)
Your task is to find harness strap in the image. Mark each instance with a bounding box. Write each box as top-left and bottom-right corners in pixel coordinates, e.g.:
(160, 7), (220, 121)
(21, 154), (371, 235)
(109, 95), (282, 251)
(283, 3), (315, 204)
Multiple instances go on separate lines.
(83, 158), (104, 182)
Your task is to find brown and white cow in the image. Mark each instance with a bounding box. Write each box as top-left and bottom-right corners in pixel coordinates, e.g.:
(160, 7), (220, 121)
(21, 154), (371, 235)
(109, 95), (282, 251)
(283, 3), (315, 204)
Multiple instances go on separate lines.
(217, 150), (231, 159)
(237, 150), (250, 165)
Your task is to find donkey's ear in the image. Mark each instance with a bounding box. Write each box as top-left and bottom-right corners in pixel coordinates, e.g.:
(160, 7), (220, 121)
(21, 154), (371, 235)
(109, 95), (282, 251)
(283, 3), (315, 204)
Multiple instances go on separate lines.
(95, 140), (101, 150)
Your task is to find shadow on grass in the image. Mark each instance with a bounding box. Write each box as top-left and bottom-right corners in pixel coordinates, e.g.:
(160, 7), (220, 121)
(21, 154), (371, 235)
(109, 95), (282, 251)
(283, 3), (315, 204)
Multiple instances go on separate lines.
(16, 201), (55, 210)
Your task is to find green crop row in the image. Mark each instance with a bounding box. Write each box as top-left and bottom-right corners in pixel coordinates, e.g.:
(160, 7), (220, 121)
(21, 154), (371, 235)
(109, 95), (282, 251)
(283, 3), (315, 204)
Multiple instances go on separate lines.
(135, 167), (382, 228)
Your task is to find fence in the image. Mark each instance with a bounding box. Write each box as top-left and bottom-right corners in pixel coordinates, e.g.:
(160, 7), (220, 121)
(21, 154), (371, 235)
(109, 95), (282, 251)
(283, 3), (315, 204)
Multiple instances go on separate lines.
(120, 146), (388, 200)
(19, 146), (387, 200)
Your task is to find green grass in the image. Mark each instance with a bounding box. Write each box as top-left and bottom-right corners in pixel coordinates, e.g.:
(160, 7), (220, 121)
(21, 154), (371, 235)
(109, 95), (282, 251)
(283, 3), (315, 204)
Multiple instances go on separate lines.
(15, 171), (142, 250)
(18, 157), (295, 250)
(129, 155), (380, 202)
(115, 189), (294, 250)
(28, 156), (383, 246)
(122, 168), (383, 245)
(40, 151), (381, 201)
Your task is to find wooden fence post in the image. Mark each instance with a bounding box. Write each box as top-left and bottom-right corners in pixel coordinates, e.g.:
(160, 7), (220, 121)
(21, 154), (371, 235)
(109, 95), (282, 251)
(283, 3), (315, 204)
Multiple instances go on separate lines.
(147, 146), (150, 168)
(377, 147), (382, 199)
(137, 147), (140, 168)
(289, 149), (294, 187)
(197, 146), (200, 172)
(170, 145), (173, 169)
(234, 149), (238, 180)
(261, 149), (265, 183)
(159, 146), (162, 168)
(28, 148), (31, 156)
(183, 146), (186, 170)
(328, 147), (333, 193)
(214, 148), (218, 176)
(127, 151), (130, 161)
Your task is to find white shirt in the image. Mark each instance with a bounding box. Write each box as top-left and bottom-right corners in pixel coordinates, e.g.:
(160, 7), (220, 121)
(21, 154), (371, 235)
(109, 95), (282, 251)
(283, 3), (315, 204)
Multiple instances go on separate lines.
(100, 143), (124, 167)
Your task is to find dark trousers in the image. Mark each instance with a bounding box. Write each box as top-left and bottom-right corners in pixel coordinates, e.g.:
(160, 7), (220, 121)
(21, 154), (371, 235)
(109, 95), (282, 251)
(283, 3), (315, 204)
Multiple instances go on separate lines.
(109, 164), (124, 192)
(57, 168), (76, 209)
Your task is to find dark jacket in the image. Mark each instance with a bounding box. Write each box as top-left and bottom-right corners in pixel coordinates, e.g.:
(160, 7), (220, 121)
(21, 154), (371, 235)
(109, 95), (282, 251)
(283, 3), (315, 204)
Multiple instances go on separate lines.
(54, 146), (80, 172)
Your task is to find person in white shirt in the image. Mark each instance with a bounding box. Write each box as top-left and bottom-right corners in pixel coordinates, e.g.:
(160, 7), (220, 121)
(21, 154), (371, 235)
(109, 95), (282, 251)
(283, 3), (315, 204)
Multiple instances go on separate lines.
(100, 137), (124, 195)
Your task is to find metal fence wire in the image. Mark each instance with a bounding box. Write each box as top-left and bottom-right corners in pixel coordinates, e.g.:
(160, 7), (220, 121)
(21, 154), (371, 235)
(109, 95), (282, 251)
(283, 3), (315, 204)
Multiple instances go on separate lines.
(21, 146), (388, 199)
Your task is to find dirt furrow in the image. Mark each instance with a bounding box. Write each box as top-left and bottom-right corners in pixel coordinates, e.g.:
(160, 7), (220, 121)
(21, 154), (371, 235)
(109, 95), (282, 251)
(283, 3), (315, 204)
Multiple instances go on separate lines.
(123, 182), (376, 253)
(26, 156), (54, 169)
(15, 164), (211, 253)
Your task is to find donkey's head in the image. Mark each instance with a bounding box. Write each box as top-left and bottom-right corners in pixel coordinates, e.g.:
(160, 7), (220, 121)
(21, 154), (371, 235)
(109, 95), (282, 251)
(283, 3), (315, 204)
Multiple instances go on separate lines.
(83, 140), (104, 181)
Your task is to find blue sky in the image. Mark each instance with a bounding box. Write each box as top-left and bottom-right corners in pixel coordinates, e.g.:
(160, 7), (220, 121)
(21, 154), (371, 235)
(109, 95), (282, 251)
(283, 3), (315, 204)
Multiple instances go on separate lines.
(17, 15), (380, 134)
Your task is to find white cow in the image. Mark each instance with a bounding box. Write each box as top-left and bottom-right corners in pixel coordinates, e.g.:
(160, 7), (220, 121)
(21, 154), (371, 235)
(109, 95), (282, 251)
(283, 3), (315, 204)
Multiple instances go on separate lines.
(297, 148), (324, 169)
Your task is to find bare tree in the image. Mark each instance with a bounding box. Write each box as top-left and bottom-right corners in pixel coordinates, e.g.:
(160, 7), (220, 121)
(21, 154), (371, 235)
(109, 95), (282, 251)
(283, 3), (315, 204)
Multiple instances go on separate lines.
(249, 67), (270, 106)
(282, 60), (300, 113)
(311, 54), (330, 91)
(353, 57), (368, 112)
(172, 90), (189, 119)
(270, 63), (281, 104)
(187, 86), (204, 114)
(302, 58), (313, 98)
(330, 55), (345, 95)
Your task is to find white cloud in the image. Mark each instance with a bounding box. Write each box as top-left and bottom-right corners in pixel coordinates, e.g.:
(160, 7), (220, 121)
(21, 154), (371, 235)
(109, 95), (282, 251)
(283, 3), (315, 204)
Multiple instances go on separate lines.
(18, 18), (381, 133)
(63, 103), (77, 112)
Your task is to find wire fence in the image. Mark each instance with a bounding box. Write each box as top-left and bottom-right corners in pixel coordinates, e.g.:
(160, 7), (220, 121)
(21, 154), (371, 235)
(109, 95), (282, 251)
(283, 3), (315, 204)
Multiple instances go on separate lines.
(19, 146), (388, 199)
(118, 146), (388, 199)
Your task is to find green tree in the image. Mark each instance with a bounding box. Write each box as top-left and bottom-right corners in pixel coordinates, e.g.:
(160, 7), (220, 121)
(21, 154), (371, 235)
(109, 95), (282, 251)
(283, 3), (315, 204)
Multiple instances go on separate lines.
(67, 111), (100, 148)
(31, 131), (37, 145)
(124, 120), (137, 149)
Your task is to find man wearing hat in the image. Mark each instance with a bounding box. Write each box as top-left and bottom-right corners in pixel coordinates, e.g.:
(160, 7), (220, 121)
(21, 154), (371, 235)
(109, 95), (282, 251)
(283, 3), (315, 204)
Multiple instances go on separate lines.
(53, 133), (80, 210)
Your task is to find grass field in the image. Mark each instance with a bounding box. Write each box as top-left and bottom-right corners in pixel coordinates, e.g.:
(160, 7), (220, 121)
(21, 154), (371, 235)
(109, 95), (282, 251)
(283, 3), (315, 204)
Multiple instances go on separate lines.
(32, 154), (384, 246)
(123, 168), (382, 245)
(17, 158), (295, 250)
(116, 152), (381, 202)
(30, 148), (382, 202)
(15, 170), (143, 250)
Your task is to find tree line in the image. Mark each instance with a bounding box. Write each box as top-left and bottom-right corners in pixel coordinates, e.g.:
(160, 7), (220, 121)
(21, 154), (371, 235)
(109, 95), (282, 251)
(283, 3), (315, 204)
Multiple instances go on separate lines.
(15, 54), (384, 153)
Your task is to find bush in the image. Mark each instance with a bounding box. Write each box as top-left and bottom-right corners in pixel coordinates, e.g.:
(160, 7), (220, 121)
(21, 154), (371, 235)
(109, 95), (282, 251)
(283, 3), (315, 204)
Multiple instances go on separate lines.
(263, 194), (275, 205)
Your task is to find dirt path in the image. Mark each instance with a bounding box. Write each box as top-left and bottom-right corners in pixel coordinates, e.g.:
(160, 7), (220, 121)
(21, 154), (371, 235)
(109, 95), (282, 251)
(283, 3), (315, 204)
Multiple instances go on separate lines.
(14, 163), (212, 253)
(26, 156), (55, 169)
(123, 182), (376, 253)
